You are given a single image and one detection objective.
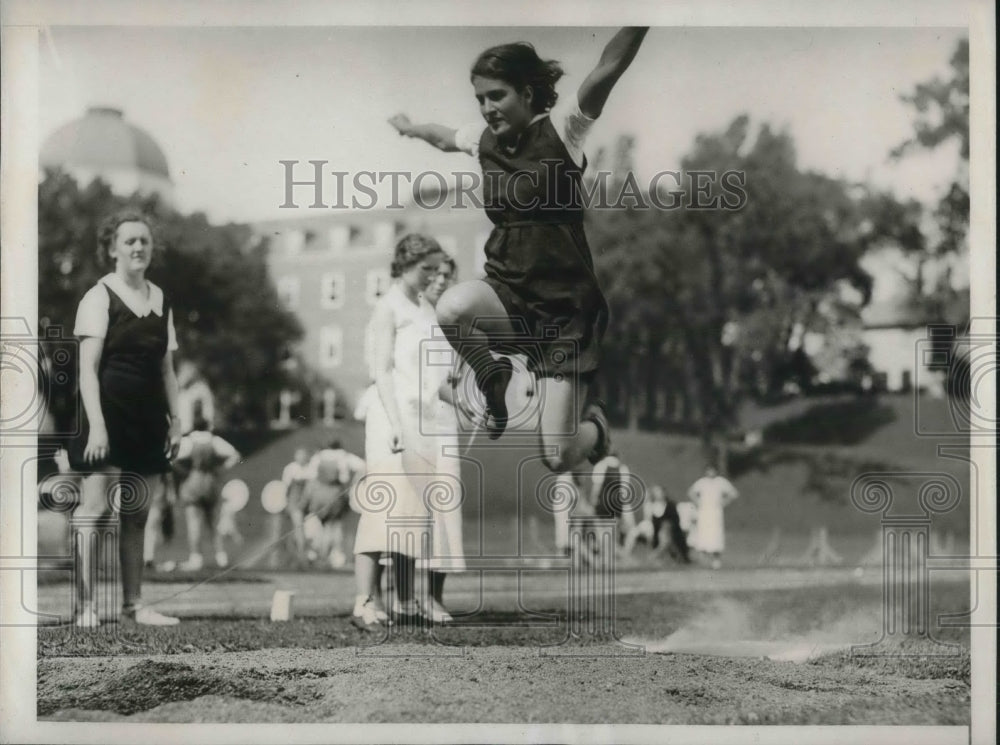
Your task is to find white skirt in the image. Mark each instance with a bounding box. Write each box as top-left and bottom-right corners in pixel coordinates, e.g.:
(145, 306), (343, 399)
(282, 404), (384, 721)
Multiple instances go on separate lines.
(427, 400), (465, 571)
(694, 504), (725, 553)
(353, 388), (430, 558)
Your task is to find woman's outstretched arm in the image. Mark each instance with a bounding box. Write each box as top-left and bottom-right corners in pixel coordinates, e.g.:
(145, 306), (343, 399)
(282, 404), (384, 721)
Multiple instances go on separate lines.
(577, 27), (648, 119)
(389, 113), (460, 152)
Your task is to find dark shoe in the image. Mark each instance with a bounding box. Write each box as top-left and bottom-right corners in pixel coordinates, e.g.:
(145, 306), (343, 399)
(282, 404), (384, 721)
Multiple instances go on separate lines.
(477, 356), (513, 440)
(584, 399), (611, 464)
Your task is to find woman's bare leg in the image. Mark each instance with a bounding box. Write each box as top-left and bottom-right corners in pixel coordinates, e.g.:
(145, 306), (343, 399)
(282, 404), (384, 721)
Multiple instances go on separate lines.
(73, 471), (116, 619)
(535, 376), (600, 473)
(430, 570), (446, 604)
(355, 552), (381, 598)
(393, 553), (416, 603)
(119, 473), (163, 611)
(184, 505), (203, 560)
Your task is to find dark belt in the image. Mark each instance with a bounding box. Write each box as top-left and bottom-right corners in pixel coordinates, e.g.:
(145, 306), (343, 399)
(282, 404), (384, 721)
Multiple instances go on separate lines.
(494, 220), (582, 228)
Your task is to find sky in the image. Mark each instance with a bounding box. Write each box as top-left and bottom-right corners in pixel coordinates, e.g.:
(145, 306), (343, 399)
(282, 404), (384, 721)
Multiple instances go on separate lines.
(38, 25), (967, 224)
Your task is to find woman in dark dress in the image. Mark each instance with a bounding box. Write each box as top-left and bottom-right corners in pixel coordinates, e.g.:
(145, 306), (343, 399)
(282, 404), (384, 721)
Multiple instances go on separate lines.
(389, 27), (647, 473)
(70, 210), (182, 627)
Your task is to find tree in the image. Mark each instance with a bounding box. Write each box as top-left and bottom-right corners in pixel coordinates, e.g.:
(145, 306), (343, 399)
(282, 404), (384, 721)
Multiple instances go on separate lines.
(891, 38), (969, 319)
(890, 38), (971, 397)
(891, 38), (968, 239)
(590, 119), (898, 472)
(38, 169), (303, 431)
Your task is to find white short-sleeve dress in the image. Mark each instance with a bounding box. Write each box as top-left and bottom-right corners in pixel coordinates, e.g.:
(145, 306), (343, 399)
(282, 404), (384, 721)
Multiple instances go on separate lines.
(687, 476), (738, 553)
(354, 283), (456, 559)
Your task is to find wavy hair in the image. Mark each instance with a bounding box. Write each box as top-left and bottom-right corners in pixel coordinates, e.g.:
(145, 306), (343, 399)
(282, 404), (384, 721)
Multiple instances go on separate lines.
(96, 209), (153, 269)
(470, 42), (564, 114)
(390, 233), (443, 278)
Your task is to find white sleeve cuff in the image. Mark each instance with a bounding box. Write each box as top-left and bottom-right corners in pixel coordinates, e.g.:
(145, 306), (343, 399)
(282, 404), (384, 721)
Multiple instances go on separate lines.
(552, 95), (596, 169)
(453, 122), (485, 156)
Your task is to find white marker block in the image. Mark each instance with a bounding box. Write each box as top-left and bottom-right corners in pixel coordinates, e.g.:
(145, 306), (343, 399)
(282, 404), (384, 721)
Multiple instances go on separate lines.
(270, 590), (295, 622)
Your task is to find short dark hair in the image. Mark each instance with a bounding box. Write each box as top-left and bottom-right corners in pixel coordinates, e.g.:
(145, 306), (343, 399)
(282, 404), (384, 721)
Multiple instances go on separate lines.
(390, 234), (442, 278)
(327, 438), (343, 451)
(471, 42), (564, 114)
(96, 209), (153, 269)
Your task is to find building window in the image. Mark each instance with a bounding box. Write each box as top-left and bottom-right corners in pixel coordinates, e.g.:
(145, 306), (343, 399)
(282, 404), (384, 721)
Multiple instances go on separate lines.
(320, 271), (346, 309)
(328, 225), (350, 252)
(373, 221), (395, 249)
(276, 276), (300, 309)
(366, 269), (391, 305)
(284, 229), (305, 255)
(319, 325), (343, 368)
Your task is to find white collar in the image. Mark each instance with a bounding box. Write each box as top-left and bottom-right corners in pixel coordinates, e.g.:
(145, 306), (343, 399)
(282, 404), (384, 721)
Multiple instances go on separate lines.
(100, 273), (165, 318)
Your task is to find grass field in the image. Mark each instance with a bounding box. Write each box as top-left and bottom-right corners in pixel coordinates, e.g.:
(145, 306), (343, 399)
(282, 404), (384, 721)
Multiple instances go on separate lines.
(37, 390), (967, 566)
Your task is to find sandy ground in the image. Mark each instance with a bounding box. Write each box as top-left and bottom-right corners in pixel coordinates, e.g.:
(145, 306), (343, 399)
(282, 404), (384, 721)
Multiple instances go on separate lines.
(35, 566), (972, 725)
(39, 645), (969, 725)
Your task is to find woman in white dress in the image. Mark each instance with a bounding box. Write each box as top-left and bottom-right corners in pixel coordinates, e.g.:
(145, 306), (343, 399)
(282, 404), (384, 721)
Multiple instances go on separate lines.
(686, 465), (739, 569)
(423, 255), (470, 622)
(352, 234), (446, 627)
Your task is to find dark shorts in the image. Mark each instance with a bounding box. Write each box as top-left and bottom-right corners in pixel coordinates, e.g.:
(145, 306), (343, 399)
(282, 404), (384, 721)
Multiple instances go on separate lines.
(302, 480), (351, 523)
(179, 471), (218, 511)
(286, 481), (308, 513)
(483, 222), (608, 380)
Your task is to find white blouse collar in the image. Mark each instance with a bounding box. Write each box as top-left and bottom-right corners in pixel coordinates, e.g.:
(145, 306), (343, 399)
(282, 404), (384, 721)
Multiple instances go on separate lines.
(100, 273), (165, 318)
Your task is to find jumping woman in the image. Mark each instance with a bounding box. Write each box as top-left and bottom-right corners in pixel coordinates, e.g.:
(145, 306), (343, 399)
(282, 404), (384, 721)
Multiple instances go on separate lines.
(389, 27), (648, 472)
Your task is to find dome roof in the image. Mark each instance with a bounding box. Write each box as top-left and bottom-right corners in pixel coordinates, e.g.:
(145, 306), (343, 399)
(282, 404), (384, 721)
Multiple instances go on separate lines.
(40, 107), (171, 180)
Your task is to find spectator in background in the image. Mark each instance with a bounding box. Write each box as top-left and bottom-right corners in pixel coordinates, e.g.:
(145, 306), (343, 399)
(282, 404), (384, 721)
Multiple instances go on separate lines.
(687, 464), (739, 569)
(590, 452), (638, 546)
(173, 415), (241, 570)
(67, 209), (183, 627)
(301, 439), (365, 569)
(622, 484), (669, 556)
(176, 360), (215, 434)
(552, 469), (595, 558)
(676, 499), (698, 544)
(661, 492), (692, 564)
(629, 485), (693, 565)
(281, 446), (313, 566)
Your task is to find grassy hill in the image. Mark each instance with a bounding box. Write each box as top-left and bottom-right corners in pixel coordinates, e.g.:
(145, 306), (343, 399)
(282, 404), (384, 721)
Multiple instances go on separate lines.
(39, 392), (973, 567)
(216, 392), (971, 561)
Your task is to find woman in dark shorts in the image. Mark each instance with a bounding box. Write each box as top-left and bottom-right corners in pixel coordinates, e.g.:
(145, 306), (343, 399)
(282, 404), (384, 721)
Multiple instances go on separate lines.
(69, 210), (183, 627)
(389, 27), (648, 473)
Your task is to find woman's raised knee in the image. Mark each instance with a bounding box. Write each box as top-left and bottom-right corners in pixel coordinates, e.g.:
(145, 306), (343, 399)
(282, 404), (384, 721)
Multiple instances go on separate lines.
(434, 285), (468, 328)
